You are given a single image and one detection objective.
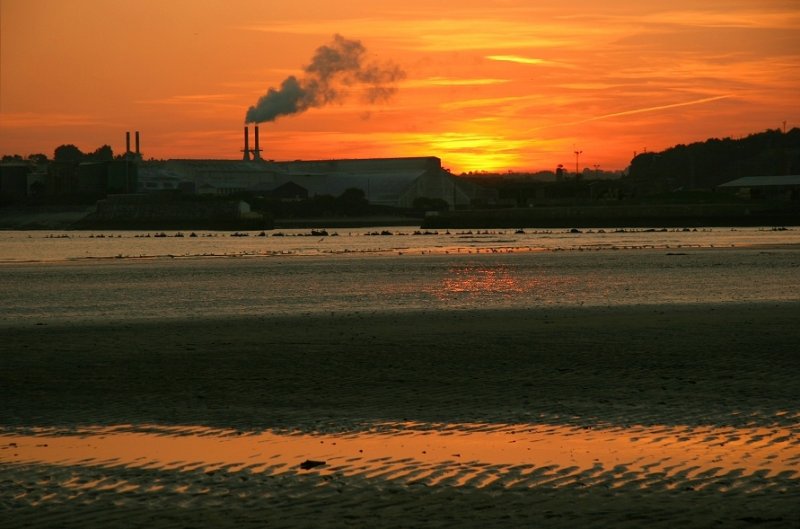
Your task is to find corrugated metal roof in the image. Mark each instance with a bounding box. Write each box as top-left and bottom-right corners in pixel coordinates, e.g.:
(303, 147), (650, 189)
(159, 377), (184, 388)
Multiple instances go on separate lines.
(719, 175), (800, 187)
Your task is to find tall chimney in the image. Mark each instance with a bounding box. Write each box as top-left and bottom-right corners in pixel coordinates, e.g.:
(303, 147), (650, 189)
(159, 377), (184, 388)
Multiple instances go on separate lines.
(135, 131), (140, 155)
(242, 126), (251, 161)
(125, 131), (131, 154)
(253, 125), (261, 161)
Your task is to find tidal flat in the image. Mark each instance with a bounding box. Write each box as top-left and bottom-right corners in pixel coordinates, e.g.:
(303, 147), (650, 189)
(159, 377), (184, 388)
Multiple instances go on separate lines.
(1, 235), (799, 528)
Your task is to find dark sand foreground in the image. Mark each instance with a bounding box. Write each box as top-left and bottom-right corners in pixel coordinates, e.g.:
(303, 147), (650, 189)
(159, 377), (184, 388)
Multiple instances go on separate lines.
(2, 303), (799, 528)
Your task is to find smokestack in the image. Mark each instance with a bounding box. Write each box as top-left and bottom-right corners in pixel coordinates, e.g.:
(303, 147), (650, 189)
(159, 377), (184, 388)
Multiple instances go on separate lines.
(135, 131), (140, 155)
(125, 131), (131, 154)
(242, 126), (251, 161)
(253, 125), (261, 160)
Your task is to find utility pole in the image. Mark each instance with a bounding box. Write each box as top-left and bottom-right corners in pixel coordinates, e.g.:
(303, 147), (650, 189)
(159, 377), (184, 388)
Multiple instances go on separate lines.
(782, 121), (790, 175)
(593, 164), (600, 179)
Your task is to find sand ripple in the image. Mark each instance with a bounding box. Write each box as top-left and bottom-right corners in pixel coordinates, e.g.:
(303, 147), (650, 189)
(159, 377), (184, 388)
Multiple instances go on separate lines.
(2, 421), (798, 515)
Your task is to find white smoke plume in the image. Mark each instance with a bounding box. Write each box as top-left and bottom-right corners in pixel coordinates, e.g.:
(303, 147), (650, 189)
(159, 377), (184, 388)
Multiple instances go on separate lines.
(245, 35), (405, 123)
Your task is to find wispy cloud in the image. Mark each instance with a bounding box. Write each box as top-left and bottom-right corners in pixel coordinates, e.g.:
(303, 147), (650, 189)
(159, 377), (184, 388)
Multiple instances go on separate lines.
(136, 93), (238, 105)
(0, 112), (104, 128)
(242, 18), (580, 51)
(557, 82), (623, 91)
(487, 55), (547, 65)
(414, 31), (575, 52)
(406, 77), (510, 88)
(440, 94), (545, 112)
(637, 9), (800, 29)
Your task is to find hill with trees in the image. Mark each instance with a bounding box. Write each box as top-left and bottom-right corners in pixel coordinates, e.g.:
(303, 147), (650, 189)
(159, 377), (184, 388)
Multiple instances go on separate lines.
(628, 128), (800, 193)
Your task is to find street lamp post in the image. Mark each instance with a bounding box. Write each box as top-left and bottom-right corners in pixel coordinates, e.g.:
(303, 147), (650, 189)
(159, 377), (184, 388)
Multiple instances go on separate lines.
(574, 150), (583, 179)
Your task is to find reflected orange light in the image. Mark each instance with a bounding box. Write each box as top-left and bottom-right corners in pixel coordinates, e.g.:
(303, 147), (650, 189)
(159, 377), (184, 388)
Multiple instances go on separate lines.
(438, 266), (523, 299)
(3, 421), (797, 491)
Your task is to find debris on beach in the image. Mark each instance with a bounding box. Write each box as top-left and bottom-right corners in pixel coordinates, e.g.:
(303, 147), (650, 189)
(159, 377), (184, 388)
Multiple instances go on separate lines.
(299, 459), (326, 470)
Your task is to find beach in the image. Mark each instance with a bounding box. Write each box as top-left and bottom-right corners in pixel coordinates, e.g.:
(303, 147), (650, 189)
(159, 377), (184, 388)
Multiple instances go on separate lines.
(2, 302), (799, 528)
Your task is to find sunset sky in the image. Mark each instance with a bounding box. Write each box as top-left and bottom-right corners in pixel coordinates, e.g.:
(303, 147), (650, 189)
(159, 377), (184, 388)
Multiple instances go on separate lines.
(1, 0), (798, 173)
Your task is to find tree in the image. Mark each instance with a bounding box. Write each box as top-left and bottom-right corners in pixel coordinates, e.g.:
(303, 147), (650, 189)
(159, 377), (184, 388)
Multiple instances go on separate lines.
(54, 144), (84, 163)
(87, 145), (113, 162)
(626, 128), (800, 191)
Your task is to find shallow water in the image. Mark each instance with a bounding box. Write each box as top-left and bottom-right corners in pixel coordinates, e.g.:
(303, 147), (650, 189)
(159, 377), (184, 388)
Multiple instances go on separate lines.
(1, 247), (799, 325)
(2, 421), (797, 491)
(1, 227), (799, 325)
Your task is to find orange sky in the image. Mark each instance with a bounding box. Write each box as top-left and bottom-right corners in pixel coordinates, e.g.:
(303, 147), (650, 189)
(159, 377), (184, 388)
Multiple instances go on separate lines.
(1, 0), (799, 173)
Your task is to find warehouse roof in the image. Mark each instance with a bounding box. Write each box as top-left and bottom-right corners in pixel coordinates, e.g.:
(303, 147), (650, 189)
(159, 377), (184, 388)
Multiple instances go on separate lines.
(719, 175), (800, 188)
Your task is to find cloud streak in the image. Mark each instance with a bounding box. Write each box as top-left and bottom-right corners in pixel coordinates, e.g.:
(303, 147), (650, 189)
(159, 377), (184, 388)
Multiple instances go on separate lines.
(487, 55), (548, 65)
(579, 94), (735, 123)
(407, 77), (510, 87)
(528, 95), (735, 133)
(0, 112), (104, 128)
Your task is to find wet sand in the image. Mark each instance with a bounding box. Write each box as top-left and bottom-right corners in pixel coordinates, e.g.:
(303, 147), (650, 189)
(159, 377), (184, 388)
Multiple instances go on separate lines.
(2, 303), (799, 528)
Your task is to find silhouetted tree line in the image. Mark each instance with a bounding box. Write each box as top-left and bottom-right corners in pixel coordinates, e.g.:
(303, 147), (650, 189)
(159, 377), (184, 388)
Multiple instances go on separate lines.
(628, 128), (800, 191)
(458, 177), (631, 207)
(53, 144), (115, 163)
(0, 143), (141, 206)
(3, 144), (119, 164)
(1, 153), (48, 164)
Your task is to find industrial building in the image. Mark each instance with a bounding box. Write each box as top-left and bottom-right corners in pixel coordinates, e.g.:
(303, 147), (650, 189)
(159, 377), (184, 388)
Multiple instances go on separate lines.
(137, 126), (495, 209)
(718, 175), (800, 201)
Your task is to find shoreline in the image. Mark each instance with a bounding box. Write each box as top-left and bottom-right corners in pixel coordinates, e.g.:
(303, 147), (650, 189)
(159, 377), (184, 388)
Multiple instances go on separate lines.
(421, 203), (800, 229)
(4, 204), (799, 231)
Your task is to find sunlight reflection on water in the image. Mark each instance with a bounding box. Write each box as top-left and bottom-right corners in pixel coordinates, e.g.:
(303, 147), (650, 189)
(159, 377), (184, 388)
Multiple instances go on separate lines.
(439, 266), (525, 295)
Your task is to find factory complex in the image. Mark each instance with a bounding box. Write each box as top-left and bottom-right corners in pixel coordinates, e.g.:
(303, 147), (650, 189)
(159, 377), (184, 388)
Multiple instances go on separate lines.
(138, 126), (493, 210)
(2, 126), (495, 214)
